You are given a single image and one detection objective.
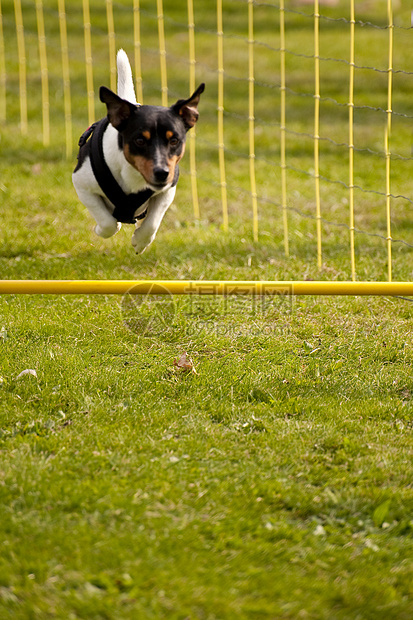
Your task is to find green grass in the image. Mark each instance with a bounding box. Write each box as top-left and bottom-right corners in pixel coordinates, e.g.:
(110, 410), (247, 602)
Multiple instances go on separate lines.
(1, 1), (413, 618)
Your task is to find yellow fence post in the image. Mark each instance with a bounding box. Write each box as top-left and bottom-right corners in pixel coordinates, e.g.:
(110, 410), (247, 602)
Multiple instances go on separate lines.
(279, 0), (289, 257)
(36, 0), (50, 146)
(217, 0), (228, 231)
(385, 0), (393, 282)
(106, 0), (116, 93)
(314, 0), (322, 269)
(83, 0), (94, 126)
(14, 0), (27, 135)
(0, 0), (6, 123)
(157, 0), (168, 106)
(248, 0), (258, 243)
(58, 0), (72, 159)
(187, 0), (200, 219)
(133, 0), (143, 104)
(348, 0), (356, 280)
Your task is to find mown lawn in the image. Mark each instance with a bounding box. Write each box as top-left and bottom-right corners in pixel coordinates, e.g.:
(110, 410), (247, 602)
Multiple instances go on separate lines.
(1, 1), (413, 618)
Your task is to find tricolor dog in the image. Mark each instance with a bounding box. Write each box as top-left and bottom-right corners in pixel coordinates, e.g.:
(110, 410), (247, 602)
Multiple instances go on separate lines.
(73, 49), (204, 254)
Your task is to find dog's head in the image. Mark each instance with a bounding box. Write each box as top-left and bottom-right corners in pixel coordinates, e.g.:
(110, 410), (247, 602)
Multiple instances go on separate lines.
(99, 84), (205, 190)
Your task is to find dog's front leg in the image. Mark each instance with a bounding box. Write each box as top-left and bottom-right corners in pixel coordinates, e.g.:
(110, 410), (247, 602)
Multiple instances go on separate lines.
(131, 187), (176, 254)
(74, 188), (121, 238)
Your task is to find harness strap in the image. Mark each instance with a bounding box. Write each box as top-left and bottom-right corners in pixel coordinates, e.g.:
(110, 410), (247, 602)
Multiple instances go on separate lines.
(78, 118), (154, 224)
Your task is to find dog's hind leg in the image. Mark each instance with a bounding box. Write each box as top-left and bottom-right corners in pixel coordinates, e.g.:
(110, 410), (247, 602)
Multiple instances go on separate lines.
(131, 187), (176, 254)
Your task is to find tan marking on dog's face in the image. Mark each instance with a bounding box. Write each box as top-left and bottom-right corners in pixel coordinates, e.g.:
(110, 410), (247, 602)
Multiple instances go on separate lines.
(124, 144), (154, 183)
(124, 143), (186, 186)
(166, 145), (186, 182)
(142, 130), (151, 140)
(166, 130), (174, 140)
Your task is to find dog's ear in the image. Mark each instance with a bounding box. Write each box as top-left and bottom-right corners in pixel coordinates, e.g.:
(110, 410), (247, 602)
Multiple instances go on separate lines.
(171, 83), (205, 130)
(99, 86), (137, 130)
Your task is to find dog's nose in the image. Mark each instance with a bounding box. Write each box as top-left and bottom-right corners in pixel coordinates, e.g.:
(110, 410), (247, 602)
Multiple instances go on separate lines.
(153, 167), (169, 183)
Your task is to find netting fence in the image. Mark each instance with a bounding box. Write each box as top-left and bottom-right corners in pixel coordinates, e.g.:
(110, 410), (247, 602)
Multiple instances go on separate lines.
(1, 0), (413, 290)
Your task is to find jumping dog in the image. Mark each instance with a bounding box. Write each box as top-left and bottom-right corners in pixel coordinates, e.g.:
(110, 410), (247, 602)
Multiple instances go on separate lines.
(73, 49), (204, 254)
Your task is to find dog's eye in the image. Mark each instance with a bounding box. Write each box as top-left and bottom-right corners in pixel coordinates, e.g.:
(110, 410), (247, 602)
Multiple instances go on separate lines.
(135, 137), (146, 147)
(169, 137), (179, 146)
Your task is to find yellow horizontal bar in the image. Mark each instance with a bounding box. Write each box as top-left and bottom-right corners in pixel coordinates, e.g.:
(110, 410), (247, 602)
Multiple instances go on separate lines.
(0, 281), (413, 296)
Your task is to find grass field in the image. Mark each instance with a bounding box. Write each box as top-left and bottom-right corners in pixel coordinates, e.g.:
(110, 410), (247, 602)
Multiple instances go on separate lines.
(1, 1), (413, 618)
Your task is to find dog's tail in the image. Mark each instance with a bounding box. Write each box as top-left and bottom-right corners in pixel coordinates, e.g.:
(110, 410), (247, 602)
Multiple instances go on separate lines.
(116, 49), (138, 105)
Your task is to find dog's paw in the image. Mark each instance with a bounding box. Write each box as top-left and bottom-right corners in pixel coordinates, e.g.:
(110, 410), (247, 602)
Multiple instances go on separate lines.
(95, 222), (121, 238)
(131, 231), (155, 254)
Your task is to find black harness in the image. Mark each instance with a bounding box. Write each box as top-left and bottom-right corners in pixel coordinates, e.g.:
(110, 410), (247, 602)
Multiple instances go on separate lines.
(78, 118), (154, 224)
